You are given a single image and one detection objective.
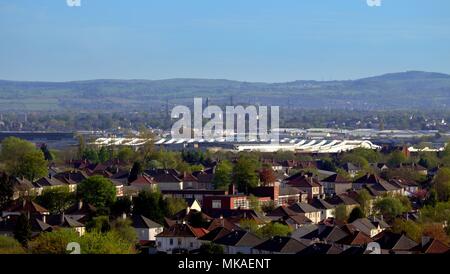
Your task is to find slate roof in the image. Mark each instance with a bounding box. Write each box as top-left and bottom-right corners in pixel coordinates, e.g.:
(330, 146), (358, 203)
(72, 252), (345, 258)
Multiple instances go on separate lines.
(297, 243), (343, 254)
(373, 231), (418, 251)
(253, 236), (307, 253)
(156, 223), (208, 238)
(288, 203), (320, 214)
(33, 176), (65, 188)
(213, 230), (263, 247)
(310, 198), (335, 210)
(132, 215), (163, 229)
(199, 227), (233, 242)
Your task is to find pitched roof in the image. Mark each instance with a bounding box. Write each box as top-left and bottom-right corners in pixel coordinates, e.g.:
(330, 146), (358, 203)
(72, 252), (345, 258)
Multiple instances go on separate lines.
(5, 200), (49, 215)
(297, 243), (343, 254)
(326, 193), (359, 206)
(285, 174), (322, 188)
(156, 223), (208, 238)
(253, 236), (307, 253)
(199, 227), (233, 242)
(129, 174), (156, 186)
(33, 176), (65, 187)
(336, 230), (373, 246)
(373, 231), (418, 251)
(207, 217), (241, 231)
(321, 174), (351, 184)
(132, 215), (162, 229)
(418, 238), (449, 254)
(213, 230), (263, 247)
(310, 198), (335, 210)
(288, 203), (319, 214)
(266, 206), (299, 218)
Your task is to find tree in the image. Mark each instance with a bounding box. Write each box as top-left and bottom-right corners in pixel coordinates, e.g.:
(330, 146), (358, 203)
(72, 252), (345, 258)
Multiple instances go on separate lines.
(239, 219), (259, 234)
(164, 197), (188, 217)
(28, 229), (136, 254)
(81, 147), (98, 163)
(418, 152), (439, 169)
(128, 161), (143, 183)
(356, 189), (372, 216)
(77, 176), (116, 209)
(28, 229), (79, 254)
(433, 168), (450, 202)
(110, 197), (133, 217)
(0, 236), (26, 254)
(0, 137), (48, 181)
(320, 159), (337, 172)
(256, 222), (292, 239)
(86, 216), (111, 233)
(212, 160), (233, 190)
(387, 151), (407, 167)
(391, 219), (423, 242)
(348, 207), (365, 223)
(110, 218), (137, 244)
(117, 147), (134, 163)
(233, 156), (260, 194)
(350, 148), (381, 163)
(373, 197), (406, 221)
(0, 173), (14, 210)
(36, 186), (75, 214)
(189, 211), (208, 228)
(259, 168), (276, 186)
(199, 242), (224, 254)
(98, 147), (109, 163)
(133, 190), (166, 223)
(16, 150), (48, 182)
(14, 213), (32, 246)
(248, 195), (261, 212)
(335, 205), (348, 223)
(40, 143), (54, 161)
(422, 223), (449, 244)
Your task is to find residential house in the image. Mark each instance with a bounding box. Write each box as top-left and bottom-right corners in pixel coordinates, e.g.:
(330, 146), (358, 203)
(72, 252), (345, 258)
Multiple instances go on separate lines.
(252, 236), (307, 254)
(350, 217), (389, 238)
(213, 230), (263, 254)
(310, 198), (335, 221)
(342, 163), (361, 178)
(161, 189), (227, 206)
(297, 242), (343, 254)
(288, 203), (322, 224)
(321, 174), (352, 196)
(389, 177), (419, 196)
(155, 223), (208, 254)
(353, 173), (404, 197)
(131, 214), (164, 243)
(283, 173), (324, 201)
(326, 193), (360, 216)
(372, 230), (418, 254)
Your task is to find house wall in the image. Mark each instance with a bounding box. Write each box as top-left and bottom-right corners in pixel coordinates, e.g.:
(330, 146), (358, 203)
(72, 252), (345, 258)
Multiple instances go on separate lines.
(136, 227), (164, 241)
(157, 182), (183, 191)
(156, 236), (201, 253)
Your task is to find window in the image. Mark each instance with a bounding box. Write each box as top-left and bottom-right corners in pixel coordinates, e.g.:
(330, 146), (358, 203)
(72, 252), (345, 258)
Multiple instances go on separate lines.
(169, 239), (173, 245)
(190, 242), (193, 248)
(178, 238), (182, 245)
(212, 200), (222, 209)
(233, 198), (248, 209)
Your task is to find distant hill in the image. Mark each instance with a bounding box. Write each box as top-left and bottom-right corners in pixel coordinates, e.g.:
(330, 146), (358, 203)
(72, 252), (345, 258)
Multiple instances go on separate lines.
(1, 71), (450, 111)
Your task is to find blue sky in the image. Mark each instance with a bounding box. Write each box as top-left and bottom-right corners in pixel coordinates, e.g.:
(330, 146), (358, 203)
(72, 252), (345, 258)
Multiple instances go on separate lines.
(0, 0), (449, 82)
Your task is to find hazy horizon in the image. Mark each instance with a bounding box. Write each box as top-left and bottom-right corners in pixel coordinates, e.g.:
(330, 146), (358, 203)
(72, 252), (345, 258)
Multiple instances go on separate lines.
(1, 0), (450, 82)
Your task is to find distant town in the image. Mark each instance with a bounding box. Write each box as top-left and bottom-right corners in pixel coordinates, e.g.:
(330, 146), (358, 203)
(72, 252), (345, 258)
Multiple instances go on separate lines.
(1, 122), (450, 254)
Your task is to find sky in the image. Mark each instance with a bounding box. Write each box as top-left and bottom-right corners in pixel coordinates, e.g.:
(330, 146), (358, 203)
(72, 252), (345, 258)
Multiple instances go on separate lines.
(0, 0), (449, 82)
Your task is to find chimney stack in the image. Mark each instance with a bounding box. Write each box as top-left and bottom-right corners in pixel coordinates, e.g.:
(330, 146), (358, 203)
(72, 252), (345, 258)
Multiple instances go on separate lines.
(228, 184), (236, 195)
(78, 200), (83, 210)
